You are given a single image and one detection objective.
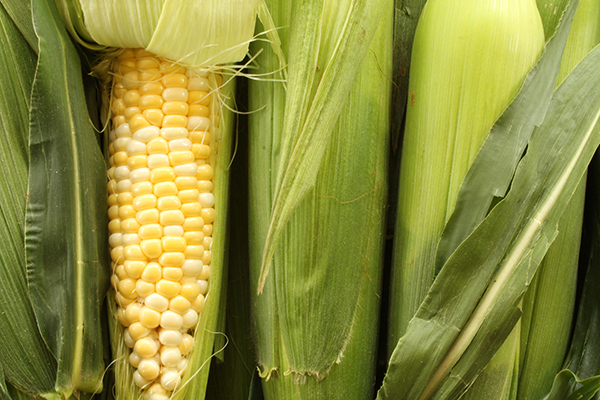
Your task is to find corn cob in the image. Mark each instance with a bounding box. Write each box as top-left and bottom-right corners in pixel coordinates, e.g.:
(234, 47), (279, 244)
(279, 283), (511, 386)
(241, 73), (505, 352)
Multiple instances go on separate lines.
(106, 48), (219, 399)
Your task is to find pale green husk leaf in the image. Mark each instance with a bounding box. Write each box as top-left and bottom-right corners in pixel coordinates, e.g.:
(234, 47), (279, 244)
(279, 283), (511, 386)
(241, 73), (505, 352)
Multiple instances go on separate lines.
(378, 21), (600, 400)
(76, 0), (265, 66)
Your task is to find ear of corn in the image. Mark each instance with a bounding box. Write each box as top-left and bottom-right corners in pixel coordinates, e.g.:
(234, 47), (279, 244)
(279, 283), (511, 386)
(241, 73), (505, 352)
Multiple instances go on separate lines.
(0, 2), (59, 398)
(249, 0), (391, 397)
(388, 0), (545, 350)
(57, 1), (253, 398)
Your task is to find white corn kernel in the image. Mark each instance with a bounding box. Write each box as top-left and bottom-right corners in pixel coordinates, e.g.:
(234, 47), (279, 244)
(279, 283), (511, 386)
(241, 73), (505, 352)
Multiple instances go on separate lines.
(126, 139), (147, 156)
(160, 310), (183, 330)
(130, 168), (150, 183)
(160, 346), (182, 368)
(160, 368), (181, 391)
(168, 138), (192, 151)
(199, 193), (215, 208)
(160, 127), (188, 140)
(173, 163), (198, 176)
(147, 154), (170, 169)
(133, 126), (160, 143)
(145, 293), (169, 312)
(159, 329), (182, 346)
(187, 116), (211, 132)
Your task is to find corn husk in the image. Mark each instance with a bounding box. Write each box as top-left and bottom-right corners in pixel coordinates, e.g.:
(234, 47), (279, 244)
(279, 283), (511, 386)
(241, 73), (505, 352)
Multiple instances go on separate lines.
(377, 0), (600, 397)
(248, 0), (392, 397)
(517, 2), (600, 398)
(0, 2), (58, 399)
(388, 0), (545, 350)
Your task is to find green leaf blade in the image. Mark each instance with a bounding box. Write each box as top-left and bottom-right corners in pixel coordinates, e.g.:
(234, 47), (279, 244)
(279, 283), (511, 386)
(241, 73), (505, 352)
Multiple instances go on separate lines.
(26, 0), (109, 395)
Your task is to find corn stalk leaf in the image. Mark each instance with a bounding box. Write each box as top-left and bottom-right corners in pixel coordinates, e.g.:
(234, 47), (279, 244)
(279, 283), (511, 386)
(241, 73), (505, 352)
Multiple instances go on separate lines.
(434, 0), (579, 270)
(0, 3), (58, 398)
(25, 0), (109, 396)
(377, 38), (600, 400)
(257, 0), (388, 291)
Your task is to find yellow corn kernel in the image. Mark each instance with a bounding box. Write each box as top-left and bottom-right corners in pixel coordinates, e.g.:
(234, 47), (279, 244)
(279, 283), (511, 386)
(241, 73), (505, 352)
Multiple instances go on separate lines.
(136, 209), (159, 225)
(139, 94), (164, 110)
(169, 151), (195, 166)
(160, 346), (182, 368)
(162, 236), (187, 252)
(114, 151), (129, 166)
(124, 260), (146, 279)
(145, 293), (169, 312)
(192, 144), (211, 159)
(136, 280), (155, 298)
(139, 69), (162, 83)
(137, 358), (160, 381)
(181, 203), (202, 217)
(191, 295), (205, 313)
(175, 176), (198, 190)
(128, 322), (151, 341)
(178, 189), (200, 204)
(150, 167), (176, 183)
(143, 109), (164, 126)
(163, 73), (187, 87)
(162, 115), (187, 127)
(123, 90), (140, 107)
(169, 297), (191, 317)
(188, 104), (210, 117)
(156, 279), (182, 298)
(139, 82), (165, 95)
(121, 217), (141, 233)
(160, 310), (183, 330)
(125, 302), (142, 325)
(119, 59), (136, 75)
(141, 238), (163, 259)
(114, 82), (126, 98)
(118, 205), (136, 220)
(157, 196), (182, 211)
(158, 252), (185, 267)
(184, 245), (204, 260)
(159, 210), (185, 226)
(139, 224), (163, 240)
(188, 91), (210, 106)
(202, 224), (213, 237)
(117, 192), (134, 206)
(153, 182), (178, 197)
(200, 208), (216, 224)
(139, 306), (161, 329)
(179, 283), (200, 302)
(131, 181), (153, 197)
(178, 333), (194, 355)
(133, 194), (157, 211)
(196, 164), (214, 180)
(202, 250), (212, 265)
(116, 291), (135, 307)
(129, 114), (151, 132)
(183, 217), (204, 232)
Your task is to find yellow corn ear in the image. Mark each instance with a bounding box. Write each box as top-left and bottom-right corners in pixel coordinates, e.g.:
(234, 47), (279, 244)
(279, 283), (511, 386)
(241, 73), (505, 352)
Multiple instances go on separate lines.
(106, 48), (219, 399)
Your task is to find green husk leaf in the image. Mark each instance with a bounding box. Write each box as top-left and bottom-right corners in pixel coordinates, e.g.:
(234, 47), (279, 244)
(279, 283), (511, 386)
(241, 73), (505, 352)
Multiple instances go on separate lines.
(0, 0), (36, 51)
(0, 3), (57, 398)
(248, 0), (391, 395)
(390, 0), (427, 149)
(0, 364), (13, 400)
(435, 0), (579, 270)
(517, 1), (600, 397)
(257, 0), (389, 292)
(543, 370), (600, 400)
(378, 38), (600, 400)
(537, 0), (570, 40)
(26, 0), (109, 396)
